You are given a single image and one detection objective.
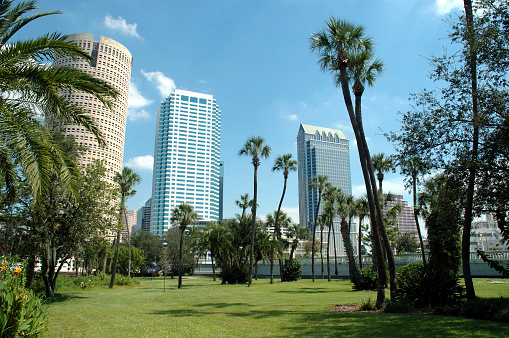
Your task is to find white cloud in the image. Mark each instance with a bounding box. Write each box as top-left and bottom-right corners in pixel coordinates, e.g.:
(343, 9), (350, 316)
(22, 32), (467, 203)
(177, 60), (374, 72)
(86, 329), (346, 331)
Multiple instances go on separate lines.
(435, 0), (463, 16)
(281, 207), (299, 224)
(286, 113), (298, 121)
(141, 70), (177, 98)
(127, 82), (152, 121)
(352, 176), (409, 200)
(104, 14), (142, 39)
(124, 155), (153, 170)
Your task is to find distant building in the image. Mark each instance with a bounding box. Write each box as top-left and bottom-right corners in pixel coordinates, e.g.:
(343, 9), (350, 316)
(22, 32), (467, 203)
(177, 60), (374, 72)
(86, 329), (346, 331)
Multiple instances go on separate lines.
(121, 209), (137, 241)
(150, 90), (221, 235)
(51, 34), (133, 184)
(383, 194), (417, 234)
(470, 214), (509, 252)
(136, 198), (152, 232)
(297, 123), (352, 227)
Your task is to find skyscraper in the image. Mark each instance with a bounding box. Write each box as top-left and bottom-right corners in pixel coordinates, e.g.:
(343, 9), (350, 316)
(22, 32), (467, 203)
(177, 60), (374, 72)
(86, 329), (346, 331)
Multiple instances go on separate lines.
(136, 198), (152, 232)
(52, 34), (132, 183)
(297, 123), (352, 227)
(151, 89), (221, 235)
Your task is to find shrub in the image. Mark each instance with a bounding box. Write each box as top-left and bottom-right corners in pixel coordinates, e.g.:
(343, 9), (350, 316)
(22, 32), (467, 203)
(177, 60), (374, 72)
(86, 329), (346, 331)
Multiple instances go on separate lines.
(219, 264), (248, 284)
(282, 259), (302, 282)
(393, 263), (465, 309)
(353, 266), (378, 291)
(383, 299), (414, 314)
(0, 258), (48, 337)
(359, 298), (376, 311)
(459, 297), (509, 323)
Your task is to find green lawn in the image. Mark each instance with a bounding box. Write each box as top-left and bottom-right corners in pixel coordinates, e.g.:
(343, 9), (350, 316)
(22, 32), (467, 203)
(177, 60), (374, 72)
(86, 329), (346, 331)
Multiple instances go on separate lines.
(44, 277), (509, 337)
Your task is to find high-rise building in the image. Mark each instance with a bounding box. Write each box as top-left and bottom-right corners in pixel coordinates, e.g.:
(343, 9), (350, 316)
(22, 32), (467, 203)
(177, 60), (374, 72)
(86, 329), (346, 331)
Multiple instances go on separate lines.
(297, 123), (352, 227)
(121, 209), (137, 240)
(383, 194), (417, 234)
(52, 34), (132, 183)
(136, 198), (152, 232)
(151, 89), (221, 235)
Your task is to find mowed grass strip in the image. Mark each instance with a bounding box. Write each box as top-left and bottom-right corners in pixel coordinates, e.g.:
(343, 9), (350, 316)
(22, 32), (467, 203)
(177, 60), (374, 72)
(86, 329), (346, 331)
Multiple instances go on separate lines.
(44, 277), (509, 337)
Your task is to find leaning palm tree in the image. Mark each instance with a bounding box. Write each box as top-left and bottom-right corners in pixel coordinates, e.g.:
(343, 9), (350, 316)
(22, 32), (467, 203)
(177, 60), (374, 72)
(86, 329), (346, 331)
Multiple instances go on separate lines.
(0, 0), (118, 202)
(235, 193), (254, 218)
(310, 17), (389, 307)
(337, 192), (361, 288)
(371, 153), (394, 192)
(309, 175), (329, 282)
(109, 167), (141, 288)
(355, 196), (369, 268)
(238, 136), (271, 287)
(271, 153), (297, 282)
(170, 203), (199, 289)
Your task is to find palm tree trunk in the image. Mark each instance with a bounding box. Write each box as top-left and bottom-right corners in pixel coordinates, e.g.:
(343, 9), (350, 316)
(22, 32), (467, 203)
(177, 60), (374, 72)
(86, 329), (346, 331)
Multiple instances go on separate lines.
(413, 175), (427, 266)
(275, 175), (288, 282)
(248, 165), (258, 287)
(332, 220), (338, 276)
(311, 192), (322, 282)
(109, 228), (121, 288)
(341, 217), (361, 287)
(327, 221), (331, 281)
(358, 219), (363, 269)
(320, 225), (324, 279)
(178, 226), (185, 289)
(339, 63), (385, 307)
(211, 253), (216, 282)
(461, 0), (477, 301)
(125, 209), (131, 278)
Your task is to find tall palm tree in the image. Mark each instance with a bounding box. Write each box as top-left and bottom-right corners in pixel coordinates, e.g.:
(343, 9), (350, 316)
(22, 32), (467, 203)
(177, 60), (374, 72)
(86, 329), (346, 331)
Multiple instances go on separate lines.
(310, 17), (387, 307)
(355, 196), (369, 268)
(235, 193), (253, 218)
(238, 136), (271, 287)
(265, 210), (291, 283)
(170, 203), (199, 289)
(287, 224), (309, 260)
(271, 153), (297, 282)
(0, 0), (118, 202)
(309, 175), (329, 282)
(371, 153), (394, 192)
(399, 156), (427, 266)
(110, 167), (141, 288)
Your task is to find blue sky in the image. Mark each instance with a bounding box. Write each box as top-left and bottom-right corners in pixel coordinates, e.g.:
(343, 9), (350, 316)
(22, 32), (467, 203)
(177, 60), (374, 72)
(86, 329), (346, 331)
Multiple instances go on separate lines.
(20, 0), (465, 222)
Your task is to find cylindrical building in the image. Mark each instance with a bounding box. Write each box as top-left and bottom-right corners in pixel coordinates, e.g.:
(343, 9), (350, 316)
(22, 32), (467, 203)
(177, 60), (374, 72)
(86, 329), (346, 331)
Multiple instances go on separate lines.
(52, 33), (132, 183)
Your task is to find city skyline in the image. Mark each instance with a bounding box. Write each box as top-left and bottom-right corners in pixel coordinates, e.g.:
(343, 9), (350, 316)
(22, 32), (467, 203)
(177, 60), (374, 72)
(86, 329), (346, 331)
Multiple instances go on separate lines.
(18, 1), (468, 223)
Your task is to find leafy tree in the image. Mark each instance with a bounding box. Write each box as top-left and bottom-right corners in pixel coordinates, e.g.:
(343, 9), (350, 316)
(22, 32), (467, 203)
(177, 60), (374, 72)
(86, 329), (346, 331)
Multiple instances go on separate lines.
(0, 0), (118, 202)
(131, 229), (164, 270)
(238, 136), (271, 287)
(110, 167), (141, 287)
(117, 246), (145, 276)
(390, 0), (509, 299)
(271, 153), (297, 283)
(310, 17), (391, 307)
(308, 175), (329, 282)
(286, 224), (309, 260)
(164, 227), (194, 279)
(235, 193), (254, 218)
(394, 232), (420, 254)
(170, 203), (199, 289)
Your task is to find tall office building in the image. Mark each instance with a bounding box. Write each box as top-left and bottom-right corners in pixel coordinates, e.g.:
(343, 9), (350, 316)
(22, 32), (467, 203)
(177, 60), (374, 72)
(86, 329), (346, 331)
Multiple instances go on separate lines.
(121, 209), (137, 240)
(151, 89), (221, 235)
(297, 123), (352, 227)
(136, 198), (152, 232)
(52, 34), (132, 183)
(383, 194), (417, 234)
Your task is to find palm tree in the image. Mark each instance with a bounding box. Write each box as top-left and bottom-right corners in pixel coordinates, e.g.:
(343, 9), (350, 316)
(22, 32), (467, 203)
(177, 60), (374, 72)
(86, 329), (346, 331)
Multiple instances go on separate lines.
(337, 192), (361, 288)
(110, 167), (141, 288)
(371, 153), (394, 192)
(0, 0), (118, 202)
(321, 185), (337, 281)
(287, 224), (309, 260)
(271, 153), (297, 282)
(399, 156), (427, 266)
(308, 175), (329, 282)
(235, 193), (254, 218)
(265, 210), (291, 283)
(355, 196), (369, 268)
(310, 17), (391, 307)
(238, 136), (271, 287)
(170, 203), (199, 289)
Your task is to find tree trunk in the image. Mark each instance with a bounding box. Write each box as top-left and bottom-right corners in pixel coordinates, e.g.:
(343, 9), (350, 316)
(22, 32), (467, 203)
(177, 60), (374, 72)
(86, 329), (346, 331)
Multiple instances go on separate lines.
(341, 217), (361, 287)
(25, 254), (36, 289)
(178, 226), (185, 289)
(311, 191), (322, 282)
(211, 253), (216, 282)
(332, 220), (338, 276)
(327, 220), (331, 281)
(270, 253), (274, 284)
(125, 209), (131, 278)
(320, 225), (324, 279)
(275, 175), (288, 282)
(248, 163), (258, 287)
(462, 0), (477, 301)
(109, 229), (121, 288)
(413, 174), (427, 266)
(358, 218), (363, 269)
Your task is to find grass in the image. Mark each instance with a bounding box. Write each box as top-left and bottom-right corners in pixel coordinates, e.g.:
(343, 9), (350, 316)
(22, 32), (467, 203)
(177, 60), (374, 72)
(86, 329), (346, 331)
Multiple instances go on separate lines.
(43, 277), (509, 337)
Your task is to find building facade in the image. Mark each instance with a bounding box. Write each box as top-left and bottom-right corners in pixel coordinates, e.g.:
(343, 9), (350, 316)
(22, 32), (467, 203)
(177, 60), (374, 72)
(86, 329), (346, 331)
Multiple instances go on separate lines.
(297, 123), (352, 227)
(136, 198), (152, 232)
(383, 194), (417, 234)
(150, 90), (221, 235)
(121, 209), (137, 240)
(52, 34), (132, 184)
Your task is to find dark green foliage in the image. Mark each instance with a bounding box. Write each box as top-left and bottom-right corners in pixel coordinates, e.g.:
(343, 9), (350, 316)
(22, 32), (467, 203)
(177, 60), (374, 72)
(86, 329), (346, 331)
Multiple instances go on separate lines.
(353, 266), (378, 291)
(131, 229), (164, 268)
(394, 232), (420, 254)
(477, 249), (509, 277)
(459, 297), (509, 323)
(383, 299), (414, 314)
(117, 246), (145, 276)
(219, 264), (249, 285)
(282, 259), (302, 282)
(394, 263), (466, 308)
(359, 298), (377, 311)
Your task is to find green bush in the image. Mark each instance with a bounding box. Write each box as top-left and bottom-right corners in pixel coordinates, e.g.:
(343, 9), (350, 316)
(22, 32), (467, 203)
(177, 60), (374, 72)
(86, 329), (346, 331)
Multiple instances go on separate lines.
(393, 263), (465, 309)
(383, 299), (415, 313)
(353, 266), (378, 291)
(359, 298), (376, 311)
(282, 259), (302, 282)
(0, 258), (48, 337)
(459, 297), (509, 323)
(219, 264), (249, 284)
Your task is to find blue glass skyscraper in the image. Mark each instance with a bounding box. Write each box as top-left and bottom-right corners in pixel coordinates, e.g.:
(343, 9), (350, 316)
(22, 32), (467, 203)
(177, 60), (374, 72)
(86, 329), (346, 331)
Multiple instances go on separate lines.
(151, 90), (221, 235)
(297, 123), (352, 227)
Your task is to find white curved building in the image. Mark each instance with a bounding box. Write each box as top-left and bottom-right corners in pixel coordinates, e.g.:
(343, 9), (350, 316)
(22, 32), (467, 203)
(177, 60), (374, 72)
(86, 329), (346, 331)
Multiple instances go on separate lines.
(52, 34), (133, 183)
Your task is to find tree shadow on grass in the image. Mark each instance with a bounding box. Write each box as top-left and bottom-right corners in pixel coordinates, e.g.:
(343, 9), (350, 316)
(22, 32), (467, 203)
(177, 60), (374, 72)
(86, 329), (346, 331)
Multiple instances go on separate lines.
(45, 294), (88, 304)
